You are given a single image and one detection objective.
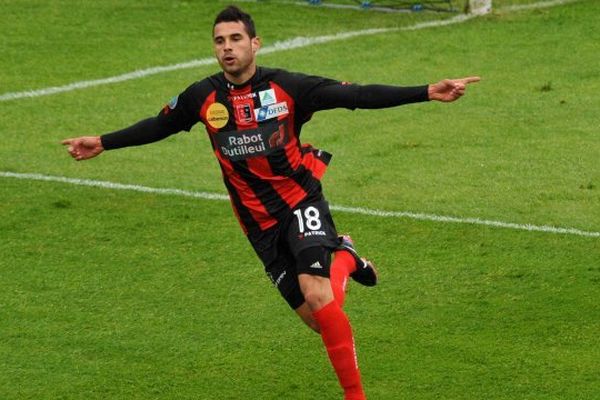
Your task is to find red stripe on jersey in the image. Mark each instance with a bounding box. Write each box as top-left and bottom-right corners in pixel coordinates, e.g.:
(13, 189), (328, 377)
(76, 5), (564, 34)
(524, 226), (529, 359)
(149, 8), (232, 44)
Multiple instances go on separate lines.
(274, 181), (307, 210)
(228, 85), (272, 187)
(228, 85), (273, 184)
(301, 146), (329, 180)
(214, 148), (276, 231)
(244, 151), (308, 210)
(198, 75), (331, 233)
(231, 83), (307, 211)
(257, 82), (306, 208)
(199, 91), (219, 135)
(271, 82), (302, 169)
(228, 85), (280, 229)
(200, 89), (275, 232)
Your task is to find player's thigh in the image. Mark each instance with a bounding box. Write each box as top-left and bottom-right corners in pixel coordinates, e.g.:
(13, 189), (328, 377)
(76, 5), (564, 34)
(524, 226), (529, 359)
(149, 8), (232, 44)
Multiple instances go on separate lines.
(247, 226), (305, 310)
(286, 199), (340, 275)
(264, 250), (306, 310)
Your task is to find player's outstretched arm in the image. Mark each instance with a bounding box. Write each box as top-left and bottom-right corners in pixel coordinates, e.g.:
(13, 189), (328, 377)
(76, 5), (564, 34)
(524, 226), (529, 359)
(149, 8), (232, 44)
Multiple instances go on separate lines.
(428, 76), (480, 102)
(62, 136), (104, 161)
(301, 74), (480, 112)
(61, 115), (186, 162)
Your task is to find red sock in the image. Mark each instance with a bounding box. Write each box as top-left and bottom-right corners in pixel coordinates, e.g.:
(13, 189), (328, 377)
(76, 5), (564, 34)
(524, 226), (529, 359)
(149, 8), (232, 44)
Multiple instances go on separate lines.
(330, 250), (357, 307)
(313, 300), (365, 400)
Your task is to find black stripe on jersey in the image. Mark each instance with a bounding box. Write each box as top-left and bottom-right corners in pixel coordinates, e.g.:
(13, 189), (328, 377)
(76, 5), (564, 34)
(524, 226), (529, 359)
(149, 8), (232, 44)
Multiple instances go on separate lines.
(221, 170), (261, 233)
(264, 138), (323, 200)
(266, 148), (295, 177)
(230, 160), (291, 224)
(264, 143), (323, 196)
(289, 164), (322, 199)
(225, 81), (292, 225)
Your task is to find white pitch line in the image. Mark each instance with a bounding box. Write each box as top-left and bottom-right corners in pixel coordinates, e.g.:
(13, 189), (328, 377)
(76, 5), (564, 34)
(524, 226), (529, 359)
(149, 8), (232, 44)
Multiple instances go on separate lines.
(0, 0), (579, 102)
(0, 171), (228, 202)
(0, 58), (218, 102)
(329, 205), (599, 238)
(2, 171), (598, 238)
(0, 13), (473, 102)
(501, 0), (580, 12)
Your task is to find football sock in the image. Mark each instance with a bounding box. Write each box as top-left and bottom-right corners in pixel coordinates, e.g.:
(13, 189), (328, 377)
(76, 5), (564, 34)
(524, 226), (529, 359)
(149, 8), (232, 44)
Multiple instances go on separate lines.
(313, 300), (365, 400)
(330, 250), (357, 307)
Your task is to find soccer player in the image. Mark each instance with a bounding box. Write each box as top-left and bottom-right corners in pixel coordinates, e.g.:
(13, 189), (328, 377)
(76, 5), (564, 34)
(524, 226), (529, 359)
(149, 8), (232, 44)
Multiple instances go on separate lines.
(62, 6), (479, 400)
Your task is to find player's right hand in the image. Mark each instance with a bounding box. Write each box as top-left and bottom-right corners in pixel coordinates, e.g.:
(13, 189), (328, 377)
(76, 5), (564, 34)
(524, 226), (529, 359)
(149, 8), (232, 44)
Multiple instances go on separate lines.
(61, 136), (104, 161)
(428, 76), (480, 102)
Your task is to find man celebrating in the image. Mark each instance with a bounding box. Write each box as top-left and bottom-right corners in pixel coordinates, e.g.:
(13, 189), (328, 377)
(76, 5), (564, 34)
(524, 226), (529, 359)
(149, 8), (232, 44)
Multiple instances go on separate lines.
(63, 6), (479, 399)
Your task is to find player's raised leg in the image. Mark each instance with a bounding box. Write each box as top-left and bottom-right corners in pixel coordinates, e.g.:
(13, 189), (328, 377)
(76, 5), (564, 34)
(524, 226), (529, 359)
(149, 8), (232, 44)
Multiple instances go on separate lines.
(330, 236), (378, 307)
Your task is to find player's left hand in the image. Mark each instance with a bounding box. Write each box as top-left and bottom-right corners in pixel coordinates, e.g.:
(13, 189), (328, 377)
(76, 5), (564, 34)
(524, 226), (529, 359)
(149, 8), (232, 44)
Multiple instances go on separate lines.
(428, 76), (480, 102)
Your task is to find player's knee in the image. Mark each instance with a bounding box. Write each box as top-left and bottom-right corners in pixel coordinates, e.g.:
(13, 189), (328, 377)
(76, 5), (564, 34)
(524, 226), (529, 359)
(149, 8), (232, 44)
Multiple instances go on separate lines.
(300, 279), (334, 311)
(297, 247), (335, 311)
(302, 289), (326, 311)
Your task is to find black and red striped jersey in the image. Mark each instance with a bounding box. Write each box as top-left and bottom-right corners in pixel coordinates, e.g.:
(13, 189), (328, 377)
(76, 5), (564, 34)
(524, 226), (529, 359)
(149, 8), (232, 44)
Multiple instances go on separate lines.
(140, 67), (429, 234)
(158, 67), (351, 234)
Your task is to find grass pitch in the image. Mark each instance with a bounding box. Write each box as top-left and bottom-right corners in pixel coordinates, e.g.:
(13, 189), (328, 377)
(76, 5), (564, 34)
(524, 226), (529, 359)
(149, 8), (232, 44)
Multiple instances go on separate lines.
(1, 1), (598, 399)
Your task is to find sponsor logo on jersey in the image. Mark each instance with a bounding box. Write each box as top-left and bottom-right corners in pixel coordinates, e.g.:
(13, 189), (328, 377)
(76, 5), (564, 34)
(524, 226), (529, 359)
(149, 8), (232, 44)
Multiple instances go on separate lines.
(162, 95), (179, 115)
(309, 261), (323, 269)
(167, 95), (178, 109)
(234, 102), (254, 125)
(258, 89), (276, 106)
(268, 124), (286, 147)
(228, 92), (257, 102)
(215, 121), (288, 161)
(303, 230), (327, 238)
(274, 270), (287, 287)
(254, 101), (289, 122)
(206, 102), (229, 129)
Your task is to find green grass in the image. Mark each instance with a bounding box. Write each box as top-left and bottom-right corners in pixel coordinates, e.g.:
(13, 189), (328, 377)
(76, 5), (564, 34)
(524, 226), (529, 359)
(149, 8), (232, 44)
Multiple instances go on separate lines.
(1, 0), (599, 399)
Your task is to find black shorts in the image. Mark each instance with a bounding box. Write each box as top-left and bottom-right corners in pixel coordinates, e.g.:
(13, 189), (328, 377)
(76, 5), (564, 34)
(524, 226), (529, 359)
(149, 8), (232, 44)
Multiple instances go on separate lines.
(247, 197), (340, 309)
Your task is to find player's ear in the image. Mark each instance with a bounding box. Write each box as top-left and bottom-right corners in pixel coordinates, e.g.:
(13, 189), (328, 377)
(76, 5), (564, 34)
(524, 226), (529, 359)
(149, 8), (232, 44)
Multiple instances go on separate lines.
(251, 36), (261, 54)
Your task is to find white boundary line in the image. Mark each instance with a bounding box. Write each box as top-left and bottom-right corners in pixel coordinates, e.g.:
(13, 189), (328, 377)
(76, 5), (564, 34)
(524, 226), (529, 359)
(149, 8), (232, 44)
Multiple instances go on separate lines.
(0, 13), (474, 102)
(501, 0), (580, 12)
(2, 171), (598, 238)
(1, 0), (592, 238)
(0, 0), (579, 102)
(0, 15), (461, 102)
(0, 0), (582, 103)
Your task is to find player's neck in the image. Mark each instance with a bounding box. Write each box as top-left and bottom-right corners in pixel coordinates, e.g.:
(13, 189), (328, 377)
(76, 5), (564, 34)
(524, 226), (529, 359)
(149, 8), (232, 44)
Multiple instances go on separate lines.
(224, 64), (257, 86)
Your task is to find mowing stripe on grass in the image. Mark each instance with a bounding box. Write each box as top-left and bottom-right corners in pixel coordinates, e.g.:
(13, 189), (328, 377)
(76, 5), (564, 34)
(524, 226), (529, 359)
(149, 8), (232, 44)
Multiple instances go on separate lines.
(2, 171), (598, 238)
(0, 15), (470, 102)
(0, 0), (579, 102)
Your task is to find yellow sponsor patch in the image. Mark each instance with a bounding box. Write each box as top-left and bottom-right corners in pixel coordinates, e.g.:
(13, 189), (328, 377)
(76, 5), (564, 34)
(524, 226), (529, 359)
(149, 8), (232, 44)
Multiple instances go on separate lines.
(206, 102), (229, 129)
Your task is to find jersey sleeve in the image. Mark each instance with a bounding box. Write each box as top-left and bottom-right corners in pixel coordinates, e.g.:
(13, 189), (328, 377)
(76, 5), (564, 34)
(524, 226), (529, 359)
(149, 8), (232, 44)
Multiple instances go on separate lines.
(293, 72), (429, 113)
(100, 83), (202, 150)
(155, 83), (201, 132)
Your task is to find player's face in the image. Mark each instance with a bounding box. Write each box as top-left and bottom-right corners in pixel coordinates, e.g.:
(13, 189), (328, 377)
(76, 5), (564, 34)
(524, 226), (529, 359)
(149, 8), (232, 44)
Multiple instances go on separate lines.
(213, 21), (260, 84)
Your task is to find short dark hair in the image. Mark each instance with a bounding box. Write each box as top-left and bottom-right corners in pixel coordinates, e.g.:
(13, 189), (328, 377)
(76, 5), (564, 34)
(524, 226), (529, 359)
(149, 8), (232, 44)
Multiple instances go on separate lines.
(213, 6), (257, 38)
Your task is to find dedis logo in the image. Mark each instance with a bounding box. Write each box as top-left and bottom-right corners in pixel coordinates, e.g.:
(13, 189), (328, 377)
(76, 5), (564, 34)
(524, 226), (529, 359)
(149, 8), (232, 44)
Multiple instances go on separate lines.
(254, 102), (289, 122)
